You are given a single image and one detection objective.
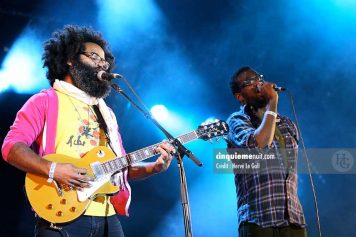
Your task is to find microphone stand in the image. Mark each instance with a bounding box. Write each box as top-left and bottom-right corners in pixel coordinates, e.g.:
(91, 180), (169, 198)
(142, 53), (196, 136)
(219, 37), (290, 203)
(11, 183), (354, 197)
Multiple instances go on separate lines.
(110, 82), (202, 237)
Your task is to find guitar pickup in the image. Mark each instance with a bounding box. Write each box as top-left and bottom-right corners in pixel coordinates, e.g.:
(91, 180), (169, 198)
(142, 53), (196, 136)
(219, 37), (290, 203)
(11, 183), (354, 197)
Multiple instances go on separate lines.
(90, 161), (106, 180)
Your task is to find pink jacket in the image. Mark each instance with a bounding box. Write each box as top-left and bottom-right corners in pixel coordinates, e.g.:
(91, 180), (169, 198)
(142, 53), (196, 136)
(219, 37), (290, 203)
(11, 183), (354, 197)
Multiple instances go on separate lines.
(2, 88), (131, 216)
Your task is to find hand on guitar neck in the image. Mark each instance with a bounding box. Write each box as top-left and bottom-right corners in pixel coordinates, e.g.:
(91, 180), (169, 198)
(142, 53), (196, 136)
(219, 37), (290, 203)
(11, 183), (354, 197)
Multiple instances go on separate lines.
(125, 140), (175, 180)
(153, 141), (175, 172)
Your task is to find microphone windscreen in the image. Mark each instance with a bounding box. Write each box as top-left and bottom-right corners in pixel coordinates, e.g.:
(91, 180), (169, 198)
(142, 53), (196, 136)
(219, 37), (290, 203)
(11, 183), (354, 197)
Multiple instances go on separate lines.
(97, 71), (106, 81)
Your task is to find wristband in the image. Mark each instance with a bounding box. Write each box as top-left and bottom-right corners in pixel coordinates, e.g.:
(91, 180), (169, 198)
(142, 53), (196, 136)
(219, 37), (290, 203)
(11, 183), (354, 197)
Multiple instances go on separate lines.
(47, 162), (57, 183)
(265, 110), (277, 118)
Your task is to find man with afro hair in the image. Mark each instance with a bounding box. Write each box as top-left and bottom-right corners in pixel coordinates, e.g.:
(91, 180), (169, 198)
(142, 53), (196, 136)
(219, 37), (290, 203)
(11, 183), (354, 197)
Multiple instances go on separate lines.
(2, 25), (175, 237)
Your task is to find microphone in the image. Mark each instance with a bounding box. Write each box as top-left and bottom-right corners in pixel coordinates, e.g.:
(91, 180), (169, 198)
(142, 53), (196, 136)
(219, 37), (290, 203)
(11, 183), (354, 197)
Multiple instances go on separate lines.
(97, 71), (123, 81)
(273, 85), (287, 91)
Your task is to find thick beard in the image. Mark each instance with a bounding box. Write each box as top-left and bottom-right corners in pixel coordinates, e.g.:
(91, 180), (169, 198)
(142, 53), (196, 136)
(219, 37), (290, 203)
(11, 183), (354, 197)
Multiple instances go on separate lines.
(69, 61), (111, 98)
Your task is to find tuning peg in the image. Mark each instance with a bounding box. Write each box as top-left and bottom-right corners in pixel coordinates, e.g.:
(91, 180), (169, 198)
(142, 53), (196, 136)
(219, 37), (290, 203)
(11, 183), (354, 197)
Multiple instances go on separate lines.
(216, 137), (220, 142)
(209, 139), (213, 143)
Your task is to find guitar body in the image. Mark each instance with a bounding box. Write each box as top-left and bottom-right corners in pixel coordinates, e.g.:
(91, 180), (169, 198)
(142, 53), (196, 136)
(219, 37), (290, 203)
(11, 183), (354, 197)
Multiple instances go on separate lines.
(25, 146), (119, 223)
(24, 120), (229, 223)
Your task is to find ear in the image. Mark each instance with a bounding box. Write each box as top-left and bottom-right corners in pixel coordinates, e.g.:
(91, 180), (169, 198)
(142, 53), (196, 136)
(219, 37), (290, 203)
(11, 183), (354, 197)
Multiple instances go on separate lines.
(234, 93), (245, 104)
(67, 60), (73, 68)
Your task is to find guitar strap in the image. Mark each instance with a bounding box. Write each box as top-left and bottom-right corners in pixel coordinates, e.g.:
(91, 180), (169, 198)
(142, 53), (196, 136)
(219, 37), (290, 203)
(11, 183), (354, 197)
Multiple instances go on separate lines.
(92, 105), (131, 216)
(92, 104), (114, 154)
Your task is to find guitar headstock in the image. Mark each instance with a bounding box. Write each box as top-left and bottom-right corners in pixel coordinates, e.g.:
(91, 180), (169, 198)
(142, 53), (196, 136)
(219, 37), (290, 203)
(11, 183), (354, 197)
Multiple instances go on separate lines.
(196, 120), (229, 141)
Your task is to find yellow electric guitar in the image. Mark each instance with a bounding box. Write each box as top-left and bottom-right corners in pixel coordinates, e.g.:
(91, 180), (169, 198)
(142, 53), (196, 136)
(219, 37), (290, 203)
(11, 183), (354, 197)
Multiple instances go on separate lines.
(25, 120), (228, 223)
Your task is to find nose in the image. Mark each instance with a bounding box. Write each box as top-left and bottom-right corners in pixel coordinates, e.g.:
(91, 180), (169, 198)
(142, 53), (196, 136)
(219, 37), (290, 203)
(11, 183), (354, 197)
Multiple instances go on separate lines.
(97, 61), (109, 71)
(97, 60), (106, 67)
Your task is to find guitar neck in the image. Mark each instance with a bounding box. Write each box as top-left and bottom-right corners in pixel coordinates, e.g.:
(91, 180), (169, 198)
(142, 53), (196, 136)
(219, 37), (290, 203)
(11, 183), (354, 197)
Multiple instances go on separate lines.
(99, 130), (199, 175)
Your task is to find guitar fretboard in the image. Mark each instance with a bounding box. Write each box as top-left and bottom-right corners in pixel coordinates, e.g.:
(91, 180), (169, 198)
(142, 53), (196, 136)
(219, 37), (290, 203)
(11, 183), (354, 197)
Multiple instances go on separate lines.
(98, 131), (198, 175)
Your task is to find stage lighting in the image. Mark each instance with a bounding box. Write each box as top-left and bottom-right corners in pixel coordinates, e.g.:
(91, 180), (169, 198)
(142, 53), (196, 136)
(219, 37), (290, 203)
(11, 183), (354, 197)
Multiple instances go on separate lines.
(150, 104), (169, 122)
(0, 29), (47, 94)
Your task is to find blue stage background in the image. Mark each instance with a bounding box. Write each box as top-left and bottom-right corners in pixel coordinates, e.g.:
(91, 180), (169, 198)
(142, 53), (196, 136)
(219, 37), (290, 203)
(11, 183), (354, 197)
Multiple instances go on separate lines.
(1, 0), (355, 236)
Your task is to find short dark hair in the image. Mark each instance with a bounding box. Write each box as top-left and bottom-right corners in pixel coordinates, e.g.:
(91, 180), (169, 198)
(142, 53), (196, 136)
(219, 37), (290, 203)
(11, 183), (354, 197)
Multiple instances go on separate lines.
(229, 66), (252, 94)
(42, 25), (115, 85)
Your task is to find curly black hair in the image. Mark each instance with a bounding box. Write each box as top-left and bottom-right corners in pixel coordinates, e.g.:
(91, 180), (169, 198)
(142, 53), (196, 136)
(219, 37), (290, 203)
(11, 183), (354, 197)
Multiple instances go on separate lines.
(42, 25), (115, 85)
(229, 66), (252, 95)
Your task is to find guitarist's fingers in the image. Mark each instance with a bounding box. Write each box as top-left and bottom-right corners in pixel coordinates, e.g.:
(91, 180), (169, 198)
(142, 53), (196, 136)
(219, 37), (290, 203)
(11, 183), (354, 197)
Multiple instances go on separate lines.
(77, 168), (87, 175)
(70, 179), (87, 189)
(155, 146), (173, 172)
(74, 168), (92, 182)
(159, 141), (176, 155)
(155, 146), (169, 159)
(77, 174), (93, 183)
(69, 179), (81, 187)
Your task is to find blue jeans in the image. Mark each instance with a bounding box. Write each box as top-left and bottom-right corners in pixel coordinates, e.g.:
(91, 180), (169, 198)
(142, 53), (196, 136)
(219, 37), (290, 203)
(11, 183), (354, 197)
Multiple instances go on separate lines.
(35, 215), (125, 237)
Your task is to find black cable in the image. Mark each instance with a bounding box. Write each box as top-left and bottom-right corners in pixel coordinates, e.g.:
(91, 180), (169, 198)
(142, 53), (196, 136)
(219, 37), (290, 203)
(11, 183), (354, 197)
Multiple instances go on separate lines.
(286, 89), (322, 237)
